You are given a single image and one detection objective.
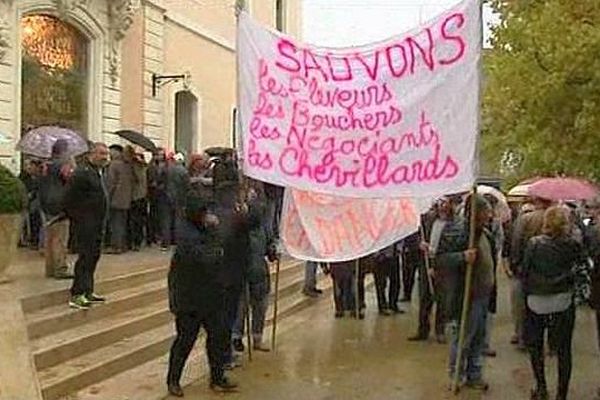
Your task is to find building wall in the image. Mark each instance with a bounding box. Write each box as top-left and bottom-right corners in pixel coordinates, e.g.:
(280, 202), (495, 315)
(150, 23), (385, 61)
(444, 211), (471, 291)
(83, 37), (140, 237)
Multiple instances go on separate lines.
(0, 0), (302, 170)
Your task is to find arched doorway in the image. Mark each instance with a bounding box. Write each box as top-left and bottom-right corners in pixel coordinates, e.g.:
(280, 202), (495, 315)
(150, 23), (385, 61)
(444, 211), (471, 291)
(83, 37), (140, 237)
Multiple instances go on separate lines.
(20, 14), (89, 136)
(174, 91), (198, 156)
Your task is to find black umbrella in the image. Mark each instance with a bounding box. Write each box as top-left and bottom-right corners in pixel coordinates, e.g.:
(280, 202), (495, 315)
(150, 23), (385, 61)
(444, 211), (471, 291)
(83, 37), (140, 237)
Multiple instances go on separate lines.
(205, 146), (235, 157)
(113, 130), (157, 152)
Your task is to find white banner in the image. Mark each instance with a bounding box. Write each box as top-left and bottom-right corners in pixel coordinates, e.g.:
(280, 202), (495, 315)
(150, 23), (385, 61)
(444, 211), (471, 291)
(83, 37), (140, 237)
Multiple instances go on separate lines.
(238, 0), (481, 199)
(281, 189), (432, 262)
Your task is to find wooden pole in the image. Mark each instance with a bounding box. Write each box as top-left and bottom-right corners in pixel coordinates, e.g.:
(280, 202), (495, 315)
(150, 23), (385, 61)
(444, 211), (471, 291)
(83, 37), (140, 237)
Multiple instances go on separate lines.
(271, 257), (281, 351)
(452, 186), (479, 394)
(244, 283), (253, 362)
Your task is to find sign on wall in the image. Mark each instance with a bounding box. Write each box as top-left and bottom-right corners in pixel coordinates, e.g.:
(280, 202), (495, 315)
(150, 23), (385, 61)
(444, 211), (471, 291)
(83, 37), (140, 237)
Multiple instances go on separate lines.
(237, 0), (481, 199)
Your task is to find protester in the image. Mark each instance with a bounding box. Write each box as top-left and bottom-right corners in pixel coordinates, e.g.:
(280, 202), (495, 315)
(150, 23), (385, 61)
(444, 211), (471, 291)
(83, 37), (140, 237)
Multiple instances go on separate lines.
(19, 159), (42, 249)
(401, 232), (422, 302)
(582, 199), (600, 400)
(522, 206), (585, 400)
(147, 148), (167, 246)
(409, 200), (453, 343)
(302, 261), (323, 297)
(39, 139), (75, 279)
(64, 142), (109, 309)
(166, 194), (237, 397)
(437, 194), (495, 391)
(482, 193), (505, 358)
(372, 243), (402, 315)
(188, 153), (213, 202)
(232, 181), (277, 353)
(509, 198), (552, 349)
(329, 261), (357, 318)
(106, 144), (134, 254)
(161, 153), (189, 250)
(127, 146), (148, 252)
(214, 168), (249, 369)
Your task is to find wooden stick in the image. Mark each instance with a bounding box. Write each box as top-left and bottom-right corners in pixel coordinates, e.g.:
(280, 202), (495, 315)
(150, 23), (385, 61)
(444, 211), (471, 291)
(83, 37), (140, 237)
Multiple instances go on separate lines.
(452, 186), (479, 394)
(271, 257), (281, 352)
(245, 283), (253, 362)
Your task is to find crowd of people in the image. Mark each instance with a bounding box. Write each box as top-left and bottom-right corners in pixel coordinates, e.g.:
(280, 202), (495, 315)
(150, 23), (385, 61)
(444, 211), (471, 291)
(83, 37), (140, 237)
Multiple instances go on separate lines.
(312, 191), (600, 399)
(16, 139), (600, 398)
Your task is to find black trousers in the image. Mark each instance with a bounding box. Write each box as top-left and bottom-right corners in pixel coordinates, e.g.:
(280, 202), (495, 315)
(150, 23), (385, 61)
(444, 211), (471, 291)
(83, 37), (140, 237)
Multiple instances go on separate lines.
(167, 312), (228, 385)
(374, 256), (401, 311)
(596, 310), (600, 352)
(70, 224), (103, 297)
(525, 305), (575, 400)
(416, 263), (445, 337)
(402, 250), (421, 300)
(128, 198), (147, 248)
(223, 285), (243, 363)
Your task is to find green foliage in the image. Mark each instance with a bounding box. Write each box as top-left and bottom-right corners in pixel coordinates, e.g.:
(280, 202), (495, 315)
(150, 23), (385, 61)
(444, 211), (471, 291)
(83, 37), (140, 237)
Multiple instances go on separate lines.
(482, 0), (600, 184)
(0, 164), (26, 214)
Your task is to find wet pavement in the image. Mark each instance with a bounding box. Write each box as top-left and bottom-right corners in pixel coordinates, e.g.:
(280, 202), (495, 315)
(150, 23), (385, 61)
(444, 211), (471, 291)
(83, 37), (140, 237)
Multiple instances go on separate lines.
(172, 276), (600, 400)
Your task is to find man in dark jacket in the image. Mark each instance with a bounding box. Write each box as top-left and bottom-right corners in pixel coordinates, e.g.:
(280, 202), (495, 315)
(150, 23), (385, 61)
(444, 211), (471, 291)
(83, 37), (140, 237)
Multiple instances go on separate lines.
(436, 195), (495, 391)
(583, 200), (600, 400)
(64, 142), (109, 309)
(106, 145), (134, 254)
(167, 194), (237, 397)
(39, 139), (75, 279)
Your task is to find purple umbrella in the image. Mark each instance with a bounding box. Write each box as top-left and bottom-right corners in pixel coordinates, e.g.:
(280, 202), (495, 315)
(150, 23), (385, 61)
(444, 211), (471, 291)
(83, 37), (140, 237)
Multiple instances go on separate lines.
(16, 126), (89, 159)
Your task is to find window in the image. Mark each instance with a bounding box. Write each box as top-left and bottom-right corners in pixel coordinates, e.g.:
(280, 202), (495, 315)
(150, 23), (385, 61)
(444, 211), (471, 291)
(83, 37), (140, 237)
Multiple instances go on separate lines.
(275, 0), (286, 32)
(21, 14), (89, 135)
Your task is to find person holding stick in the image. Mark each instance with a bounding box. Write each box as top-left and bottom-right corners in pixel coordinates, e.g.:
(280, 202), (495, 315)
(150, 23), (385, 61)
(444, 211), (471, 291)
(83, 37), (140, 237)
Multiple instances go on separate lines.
(408, 198), (457, 343)
(436, 194), (495, 391)
(232, 181), (277, 353)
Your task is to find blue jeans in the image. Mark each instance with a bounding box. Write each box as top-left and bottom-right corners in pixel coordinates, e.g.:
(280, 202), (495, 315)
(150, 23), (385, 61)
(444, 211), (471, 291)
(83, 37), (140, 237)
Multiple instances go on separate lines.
(232, 281), (270, 342)
(304, 261), (318, 292)
(448, 296), (489, 382)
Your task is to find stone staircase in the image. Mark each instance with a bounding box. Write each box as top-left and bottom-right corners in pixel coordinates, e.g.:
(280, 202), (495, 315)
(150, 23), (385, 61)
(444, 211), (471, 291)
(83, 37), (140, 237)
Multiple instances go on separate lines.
(20, 257), (334, 400)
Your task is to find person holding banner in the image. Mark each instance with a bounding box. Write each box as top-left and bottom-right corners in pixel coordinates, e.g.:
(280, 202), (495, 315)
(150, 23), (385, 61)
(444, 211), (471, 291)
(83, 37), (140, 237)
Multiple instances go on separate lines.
(436, 195), (495, 391)
(329, 261), (358, 319)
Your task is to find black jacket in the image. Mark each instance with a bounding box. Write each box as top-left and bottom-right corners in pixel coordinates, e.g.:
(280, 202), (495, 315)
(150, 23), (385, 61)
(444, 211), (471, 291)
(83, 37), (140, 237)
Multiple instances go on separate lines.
(39, 159), (69, 216)
(522, 234), (583, 296)
(64, 161), (108, 227)
(168, 220), (225, 314)
(435, 219), (497, 320)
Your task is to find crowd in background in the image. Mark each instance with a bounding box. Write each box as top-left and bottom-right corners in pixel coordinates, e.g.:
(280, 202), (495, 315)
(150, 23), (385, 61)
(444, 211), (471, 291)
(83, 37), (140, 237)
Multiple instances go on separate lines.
(14, 141), (600, 398)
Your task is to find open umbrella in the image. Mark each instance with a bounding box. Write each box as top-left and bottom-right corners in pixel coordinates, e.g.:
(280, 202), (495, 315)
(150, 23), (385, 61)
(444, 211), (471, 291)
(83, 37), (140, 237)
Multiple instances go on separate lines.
(528, 177), (599, 201)
(16, 126), (88, 158)
(113, 130), (157, 152)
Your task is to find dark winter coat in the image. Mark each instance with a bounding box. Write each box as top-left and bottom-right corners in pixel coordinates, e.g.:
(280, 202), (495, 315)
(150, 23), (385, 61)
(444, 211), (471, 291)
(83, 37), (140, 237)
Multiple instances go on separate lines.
(107, 157), (134, 210)
(39, 158), (72, 216)
(64, 160), (108, 249)
(246, 199), (273, 289)
(522, 234), (584, 297)
(583, 222), (600, 310)
(435, 219), (497, 321)
(168, 220), (225, 314)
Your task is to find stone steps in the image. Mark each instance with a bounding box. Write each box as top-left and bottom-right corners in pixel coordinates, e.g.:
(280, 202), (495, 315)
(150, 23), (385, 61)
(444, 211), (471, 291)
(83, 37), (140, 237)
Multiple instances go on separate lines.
(71, 278), (336, 400)
(20, 257), (316, 400)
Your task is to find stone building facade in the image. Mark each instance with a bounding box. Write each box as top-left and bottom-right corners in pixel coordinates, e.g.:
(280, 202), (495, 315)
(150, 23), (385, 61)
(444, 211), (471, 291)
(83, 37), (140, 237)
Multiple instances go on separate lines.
(0, 0), (301, 169)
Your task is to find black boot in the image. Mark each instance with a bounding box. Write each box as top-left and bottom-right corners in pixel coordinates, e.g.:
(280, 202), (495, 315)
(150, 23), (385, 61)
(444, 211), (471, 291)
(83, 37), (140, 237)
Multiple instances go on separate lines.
(210, 376), (238, 392)
(167, 382), (184, 397)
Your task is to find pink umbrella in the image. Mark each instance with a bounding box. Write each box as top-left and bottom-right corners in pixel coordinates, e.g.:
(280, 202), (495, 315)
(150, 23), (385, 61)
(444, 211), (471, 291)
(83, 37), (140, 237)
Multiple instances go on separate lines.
(527, 177), (599, 201)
